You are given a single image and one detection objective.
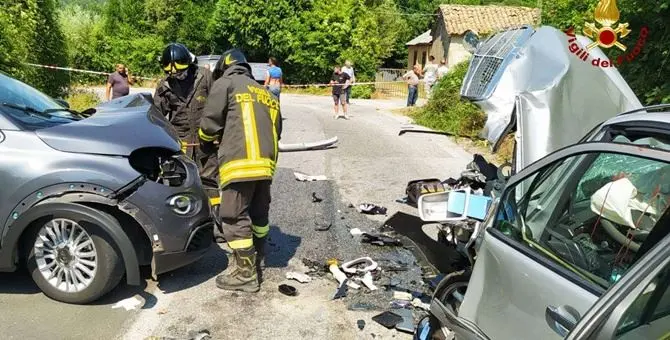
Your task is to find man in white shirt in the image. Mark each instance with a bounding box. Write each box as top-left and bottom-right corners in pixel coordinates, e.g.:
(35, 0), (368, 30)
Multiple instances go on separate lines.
(342, 60), (356, 104)
(437, 58), (449, 79)
(422, 55), (438, 98)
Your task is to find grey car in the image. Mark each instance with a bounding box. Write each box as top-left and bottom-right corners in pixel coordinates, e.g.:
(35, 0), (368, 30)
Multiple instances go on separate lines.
(196, 54), (269, 84)
(417, 105), (670, 339)
(0, 73), (214, 304)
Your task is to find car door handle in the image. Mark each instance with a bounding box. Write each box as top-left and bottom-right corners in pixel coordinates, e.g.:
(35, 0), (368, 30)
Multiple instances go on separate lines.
(545, 305), (578, 337)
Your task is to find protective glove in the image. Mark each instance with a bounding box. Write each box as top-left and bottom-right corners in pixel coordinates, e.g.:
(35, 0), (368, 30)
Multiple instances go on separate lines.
(200, 140), (216, 155)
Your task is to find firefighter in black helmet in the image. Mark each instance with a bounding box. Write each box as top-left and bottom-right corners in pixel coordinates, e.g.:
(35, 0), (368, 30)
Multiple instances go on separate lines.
(199, 48), (282, 293)
(153, 43), (217, 182)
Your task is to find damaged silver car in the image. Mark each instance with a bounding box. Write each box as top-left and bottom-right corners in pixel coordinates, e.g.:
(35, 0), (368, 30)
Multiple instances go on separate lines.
(0, 73), (214, 304)
(415, 25), (670, 340)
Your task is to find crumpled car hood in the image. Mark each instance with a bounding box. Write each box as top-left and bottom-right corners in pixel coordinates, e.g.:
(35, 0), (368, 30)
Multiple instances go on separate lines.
(36, 96), (181, 156)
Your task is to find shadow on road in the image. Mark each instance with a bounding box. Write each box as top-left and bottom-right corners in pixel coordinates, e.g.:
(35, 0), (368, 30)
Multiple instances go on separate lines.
(157, 244), (230, 294)
(265, 225), (302, 268)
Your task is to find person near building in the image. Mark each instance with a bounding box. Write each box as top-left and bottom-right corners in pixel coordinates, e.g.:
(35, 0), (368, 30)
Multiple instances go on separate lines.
(264, 57), (283, 100)
(330, 65), (351, 119)
(341, 60), (356, 104)
(423, 55), (438, 97)
(403, 64), (421, 107)
(198, 48), (282, 293)
(437, 58), (449, 79)
(106, 64), (133, 101)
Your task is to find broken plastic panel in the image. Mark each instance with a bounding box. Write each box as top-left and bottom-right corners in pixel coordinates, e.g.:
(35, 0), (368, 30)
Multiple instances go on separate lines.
(418, 189), (470, 222)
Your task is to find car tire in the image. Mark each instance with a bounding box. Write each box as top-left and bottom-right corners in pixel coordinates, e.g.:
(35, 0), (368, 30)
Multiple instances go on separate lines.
(435, 269), (472, 317)
(25, 209), (124, 304)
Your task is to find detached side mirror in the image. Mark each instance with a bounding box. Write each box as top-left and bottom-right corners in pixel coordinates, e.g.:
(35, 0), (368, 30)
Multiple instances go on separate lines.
(417, 189), (471, 222)
(55, 98), (70, 109)
(462, 30), (481, 54)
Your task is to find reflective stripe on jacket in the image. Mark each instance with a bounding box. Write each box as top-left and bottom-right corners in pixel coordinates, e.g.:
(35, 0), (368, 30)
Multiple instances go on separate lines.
(198, 64), (282, 188)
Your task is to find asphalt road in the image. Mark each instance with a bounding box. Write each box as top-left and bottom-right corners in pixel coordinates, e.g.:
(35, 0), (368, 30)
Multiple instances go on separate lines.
(0, 93), (470, 340)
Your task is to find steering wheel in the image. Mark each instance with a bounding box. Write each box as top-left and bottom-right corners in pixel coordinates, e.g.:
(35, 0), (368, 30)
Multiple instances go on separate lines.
(599, 218), (645, 253)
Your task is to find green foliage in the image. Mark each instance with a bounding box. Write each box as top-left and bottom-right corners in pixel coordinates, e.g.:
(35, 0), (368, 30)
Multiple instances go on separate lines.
(541, 0), (670, 104)
(411, 60), (486, 137)
(351, 84), (375, 99)
(0, 0), (68, 97)
(65, 88), (100, 111)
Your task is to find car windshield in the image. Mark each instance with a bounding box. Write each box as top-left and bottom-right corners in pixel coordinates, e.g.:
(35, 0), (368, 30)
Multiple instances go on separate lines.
(0, 73), (79, 130)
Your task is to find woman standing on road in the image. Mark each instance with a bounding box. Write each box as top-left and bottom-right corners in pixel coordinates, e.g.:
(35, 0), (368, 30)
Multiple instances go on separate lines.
(265, 57), (283, 100)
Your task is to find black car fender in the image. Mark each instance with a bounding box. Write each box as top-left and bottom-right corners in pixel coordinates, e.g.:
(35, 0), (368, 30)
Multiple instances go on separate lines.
(0, 202), (141, 285)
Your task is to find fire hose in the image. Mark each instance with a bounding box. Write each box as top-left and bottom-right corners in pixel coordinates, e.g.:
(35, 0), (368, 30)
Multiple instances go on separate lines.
(182, 136), (338, 152)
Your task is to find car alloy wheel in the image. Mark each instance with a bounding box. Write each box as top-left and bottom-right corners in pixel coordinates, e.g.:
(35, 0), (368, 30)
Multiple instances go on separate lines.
(33, 218), (98, 293)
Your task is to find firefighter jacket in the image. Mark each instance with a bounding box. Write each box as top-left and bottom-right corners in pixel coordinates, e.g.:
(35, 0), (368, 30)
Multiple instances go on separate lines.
(153, 65), (213, 159)
(198, 64), (282, 188)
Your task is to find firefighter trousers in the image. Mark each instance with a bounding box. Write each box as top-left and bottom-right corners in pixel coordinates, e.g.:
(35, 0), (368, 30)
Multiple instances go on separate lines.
(218, 180), (272, 250)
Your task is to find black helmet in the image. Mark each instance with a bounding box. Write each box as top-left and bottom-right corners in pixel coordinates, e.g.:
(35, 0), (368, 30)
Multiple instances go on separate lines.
(213, 48), (251, 80)
(160, 43), (193, 75)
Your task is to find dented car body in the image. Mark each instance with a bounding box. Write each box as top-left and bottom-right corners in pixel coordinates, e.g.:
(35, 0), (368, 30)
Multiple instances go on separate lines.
(0, 73), (213, 304)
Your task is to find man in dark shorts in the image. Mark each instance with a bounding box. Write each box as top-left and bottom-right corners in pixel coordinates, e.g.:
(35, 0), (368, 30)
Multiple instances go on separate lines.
(329, 65), (351, 119)
(105, 64), (133, 101)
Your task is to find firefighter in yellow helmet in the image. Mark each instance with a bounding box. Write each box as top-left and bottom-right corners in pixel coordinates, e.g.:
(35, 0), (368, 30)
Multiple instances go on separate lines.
(198, 48), (282, 292)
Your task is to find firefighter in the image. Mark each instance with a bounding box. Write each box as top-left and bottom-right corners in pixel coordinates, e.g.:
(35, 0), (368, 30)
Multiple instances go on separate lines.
(198, 48), (282, 293)
(153, 43), (218, 182)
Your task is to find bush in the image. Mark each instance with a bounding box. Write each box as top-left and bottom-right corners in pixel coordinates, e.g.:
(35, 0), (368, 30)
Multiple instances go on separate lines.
(66, 89), (100, 112)
(351, 84), (374, 99)
(411, 60), (486, 138)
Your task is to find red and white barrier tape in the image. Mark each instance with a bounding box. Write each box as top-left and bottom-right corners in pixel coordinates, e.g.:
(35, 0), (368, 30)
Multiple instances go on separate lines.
(22, 62), (156, 80)
(22, 62), (409, 87)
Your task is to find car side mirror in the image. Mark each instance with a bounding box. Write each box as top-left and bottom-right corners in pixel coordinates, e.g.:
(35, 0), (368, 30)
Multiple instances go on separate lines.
(463, 30), (481, 53)
(55, 98), (70, 109)
(80, 108), (97, 116)
(417, 189), (471, 222)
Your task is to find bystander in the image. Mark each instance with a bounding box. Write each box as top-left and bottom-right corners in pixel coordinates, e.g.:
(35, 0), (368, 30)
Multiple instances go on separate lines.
(330, 65), (351, 119)
(403, 64), (421, 107)
(342, 60), (356, 105)
(437, 58), (449, 79)
(105, 64), (133, 101)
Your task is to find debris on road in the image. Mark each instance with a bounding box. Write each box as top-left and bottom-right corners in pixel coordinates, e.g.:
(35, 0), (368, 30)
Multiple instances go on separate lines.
(348, 302), (378, 311)
(294, 172), (327, 182)
(314, 221), (332, 231)
(393, 291), (413, 301)
(285, 271), (312, 283)
(333, 280), (349, 300)
(412, 298), (431, 311)
(144, 329), (211, 340)
(357, 320), (366, 331)
(372, 311), (403, 329)
(349, 228), (364, 236)
(341, 257), (378, 274)
(311, 192), (323, 202)
(278, 284), (298, 296)
(356, 272), (378, 291)
(358, 203), (388, 215)
(279, 136), (339, 152)
(111, 295), (144, 311)
(393, 308), (415, 334)
(328, 259), (361, 290)
(390, 300), (411, 309)
(360, 232), (402, 246)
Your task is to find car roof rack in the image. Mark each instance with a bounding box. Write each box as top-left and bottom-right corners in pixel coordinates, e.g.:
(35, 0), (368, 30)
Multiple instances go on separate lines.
(617, 103), (670, 116)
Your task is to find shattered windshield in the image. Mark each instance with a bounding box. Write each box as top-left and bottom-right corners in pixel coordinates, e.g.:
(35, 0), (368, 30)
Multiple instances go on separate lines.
(0, 73), (78, 130)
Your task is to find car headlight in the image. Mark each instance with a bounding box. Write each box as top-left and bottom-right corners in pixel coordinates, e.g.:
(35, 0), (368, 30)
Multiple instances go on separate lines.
(167, 194), (201, 216)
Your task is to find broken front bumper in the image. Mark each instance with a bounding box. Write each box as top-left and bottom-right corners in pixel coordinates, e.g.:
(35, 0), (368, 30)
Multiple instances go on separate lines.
(152, 220), (214, 275)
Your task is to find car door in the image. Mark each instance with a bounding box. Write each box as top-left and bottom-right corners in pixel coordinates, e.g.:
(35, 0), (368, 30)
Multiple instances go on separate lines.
(458, 142), (670, 340)
(565, 231), (670, 340)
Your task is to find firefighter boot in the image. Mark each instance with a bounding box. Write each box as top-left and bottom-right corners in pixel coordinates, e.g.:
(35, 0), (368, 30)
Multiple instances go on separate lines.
(253, 235), (267, 283)
(216, 246), (260, 293)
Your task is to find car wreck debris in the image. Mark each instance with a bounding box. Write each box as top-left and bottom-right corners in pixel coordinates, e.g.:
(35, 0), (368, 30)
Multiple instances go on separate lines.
(285, 271), (312, 283)
(311, 192), (323, 202)
(328, 259), (361, 290)
(341, 257), (378, 274)
(371, 311), (404, 329)
(314, 221), (332, 231)
(278, 284), (298, 296)
(357, 320), (366, 331)
(360, 233), (403, 246)
(359, 203), (388, 215)
(393, 291), (413, 301)
(294, 172), (327, 181)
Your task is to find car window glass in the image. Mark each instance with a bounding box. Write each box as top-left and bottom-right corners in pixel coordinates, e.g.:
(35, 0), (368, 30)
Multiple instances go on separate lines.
(616, 263), (670, 338)
(495, 151), (670, 289)
(0, 74), (76, 130)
